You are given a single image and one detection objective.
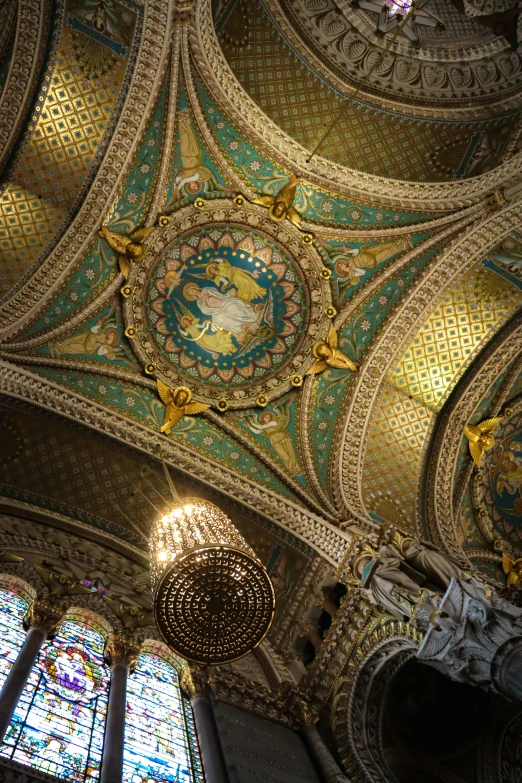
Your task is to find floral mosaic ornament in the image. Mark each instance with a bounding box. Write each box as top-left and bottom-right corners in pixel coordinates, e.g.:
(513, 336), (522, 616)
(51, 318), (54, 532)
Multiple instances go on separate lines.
(124, 198), (332, 408)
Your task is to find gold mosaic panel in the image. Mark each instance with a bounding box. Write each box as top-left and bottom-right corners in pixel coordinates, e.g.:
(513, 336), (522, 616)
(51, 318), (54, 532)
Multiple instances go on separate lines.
(219, 3), (482, 182)
(0, 5), (137, 296)
(362, 264), (522, 524)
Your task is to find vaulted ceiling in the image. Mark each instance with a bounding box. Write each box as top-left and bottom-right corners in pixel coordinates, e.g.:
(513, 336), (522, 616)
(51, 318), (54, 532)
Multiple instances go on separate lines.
(0, 0), (521, 591)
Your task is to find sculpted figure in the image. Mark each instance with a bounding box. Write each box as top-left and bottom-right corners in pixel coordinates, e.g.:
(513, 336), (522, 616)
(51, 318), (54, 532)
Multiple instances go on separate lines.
(306, 324), (359, 375)
(99, 224), (153, 279)
(463, 417), (502, 467)
(253, 175), (303, 227)
(157, 382), (209, 434)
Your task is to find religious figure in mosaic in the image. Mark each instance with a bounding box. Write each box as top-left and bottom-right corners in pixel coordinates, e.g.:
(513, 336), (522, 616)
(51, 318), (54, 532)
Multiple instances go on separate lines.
(49, 310), (125, 362)
(247, 399), (298, 475)
(334, 236), (413, 286)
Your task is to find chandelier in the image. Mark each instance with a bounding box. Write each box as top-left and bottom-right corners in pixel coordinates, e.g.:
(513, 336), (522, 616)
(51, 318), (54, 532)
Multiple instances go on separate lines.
(150, 498), (275, 664)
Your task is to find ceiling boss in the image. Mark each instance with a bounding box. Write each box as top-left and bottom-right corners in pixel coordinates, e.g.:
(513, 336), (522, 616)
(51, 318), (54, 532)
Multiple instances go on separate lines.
(120, 198), (332, 415)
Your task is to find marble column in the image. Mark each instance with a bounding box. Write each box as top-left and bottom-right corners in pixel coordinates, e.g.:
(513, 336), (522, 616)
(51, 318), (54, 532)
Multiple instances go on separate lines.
(414, 576), (522, 700)
(0, 600), (60, 743)
(181, 667), (229, 783)
(100, 636), (139, 783)
(302, 724), (352, 783)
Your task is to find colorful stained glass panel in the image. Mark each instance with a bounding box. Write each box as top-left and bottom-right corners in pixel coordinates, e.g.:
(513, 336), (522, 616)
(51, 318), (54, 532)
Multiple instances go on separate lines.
(0, 589), (28, 693)
(124, 653), (203, 783)
(0, 621), (109, 782)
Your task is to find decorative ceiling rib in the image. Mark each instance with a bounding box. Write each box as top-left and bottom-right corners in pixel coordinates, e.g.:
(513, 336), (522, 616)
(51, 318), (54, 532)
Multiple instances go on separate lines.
(0, 0), (174, 340)
(336, 202), (522, 525)
(425, 311), (522, 560)
(0, 0), (52, 178)
(192, 0), (522, 208)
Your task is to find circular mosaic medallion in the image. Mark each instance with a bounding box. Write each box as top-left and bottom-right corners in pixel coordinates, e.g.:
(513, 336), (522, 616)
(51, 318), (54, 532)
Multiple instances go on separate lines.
(124, 200), (331, 408)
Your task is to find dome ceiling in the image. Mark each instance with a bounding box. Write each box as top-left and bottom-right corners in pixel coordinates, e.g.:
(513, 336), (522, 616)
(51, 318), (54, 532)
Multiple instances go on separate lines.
(0, 0), (520, 592)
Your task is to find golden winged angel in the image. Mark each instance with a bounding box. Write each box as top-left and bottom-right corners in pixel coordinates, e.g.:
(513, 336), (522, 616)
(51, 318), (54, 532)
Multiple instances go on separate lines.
(306, 324), (359, 375)
(253, 175), (303, 227)
(157, 380), (209, 434)
(99, 224), (154, 279)
(502, 553), (522, 590)
(463, 418), (502, 467)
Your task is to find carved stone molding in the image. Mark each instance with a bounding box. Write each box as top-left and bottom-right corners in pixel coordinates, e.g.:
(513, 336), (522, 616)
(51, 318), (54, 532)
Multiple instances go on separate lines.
(335, 201), (522, 524)
(332, 618), (422, 783)
(0, 0), (52, 176)
(278, 0), (522, 116)
(0, 360), (352, 565)
(426, 312), (522, 558)
(0, 0), (175, 339)
(191, 0), (522, 211)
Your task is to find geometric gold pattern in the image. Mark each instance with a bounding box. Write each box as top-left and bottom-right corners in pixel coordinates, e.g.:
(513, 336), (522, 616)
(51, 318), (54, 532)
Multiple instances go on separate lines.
(362, 263), (522, 523)
(0, 21), (133, 296)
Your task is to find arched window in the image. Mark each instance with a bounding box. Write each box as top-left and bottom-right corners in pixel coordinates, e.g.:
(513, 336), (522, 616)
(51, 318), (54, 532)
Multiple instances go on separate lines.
(124, 653), (203, 783)
(0, 619), (110, 781)
(0, 588), (28, 692)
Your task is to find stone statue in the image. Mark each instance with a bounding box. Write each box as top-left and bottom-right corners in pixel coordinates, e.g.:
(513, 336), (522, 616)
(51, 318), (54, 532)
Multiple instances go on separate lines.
(415, 577), (522, 697)
(383, 526), (463, 592)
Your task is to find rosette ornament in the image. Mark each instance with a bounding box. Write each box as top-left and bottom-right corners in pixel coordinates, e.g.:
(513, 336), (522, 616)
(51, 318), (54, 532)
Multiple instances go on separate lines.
(150, 498), (275, 664)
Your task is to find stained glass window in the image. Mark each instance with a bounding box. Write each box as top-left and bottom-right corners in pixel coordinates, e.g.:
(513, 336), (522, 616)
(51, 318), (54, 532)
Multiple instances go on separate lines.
(0, 620), (109, 782)
(0, 589), (28, 693)
(124, 653), (204, 783)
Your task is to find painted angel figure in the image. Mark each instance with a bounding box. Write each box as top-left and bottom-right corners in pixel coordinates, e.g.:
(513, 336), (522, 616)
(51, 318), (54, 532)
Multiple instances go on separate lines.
(49, 308), (128, 363)
(98, 224), (154, 279)
(463, 418), (502, 467)
(306, 324), (359, 375)
(156, 381), (209, 434)
(253, 175), (303, 227)
(246, 399), (299, 475)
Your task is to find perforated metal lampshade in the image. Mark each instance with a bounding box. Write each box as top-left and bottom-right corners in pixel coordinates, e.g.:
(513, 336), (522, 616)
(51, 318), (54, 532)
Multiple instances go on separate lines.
(150, 498), (275, 664)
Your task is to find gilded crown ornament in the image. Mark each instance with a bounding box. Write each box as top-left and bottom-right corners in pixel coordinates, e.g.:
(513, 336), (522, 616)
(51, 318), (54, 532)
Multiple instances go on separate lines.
(150, 495), (275, 664)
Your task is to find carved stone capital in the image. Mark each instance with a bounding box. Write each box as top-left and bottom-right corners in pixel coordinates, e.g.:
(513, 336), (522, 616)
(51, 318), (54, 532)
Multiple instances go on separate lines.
(104, 635), (140, 671)
(278, 682), (318, 727)
(180, 665), (209, 699)
(24, 600), (62, 637)
(415, 577), (522, 695)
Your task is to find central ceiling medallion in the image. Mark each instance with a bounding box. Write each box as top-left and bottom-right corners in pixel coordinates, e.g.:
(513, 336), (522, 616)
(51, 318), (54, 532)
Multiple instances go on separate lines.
(356, 0), (441, 42)
(123, 199), (331, 408)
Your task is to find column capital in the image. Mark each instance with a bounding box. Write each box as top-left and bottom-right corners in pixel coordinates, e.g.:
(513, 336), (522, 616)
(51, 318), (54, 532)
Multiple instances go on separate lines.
(278, 682), (318, 727)
(180, 665), (209, 699)
(24, 600), (62, 637)
(104, 635), (140, 671)
(415, 576), (522, 695)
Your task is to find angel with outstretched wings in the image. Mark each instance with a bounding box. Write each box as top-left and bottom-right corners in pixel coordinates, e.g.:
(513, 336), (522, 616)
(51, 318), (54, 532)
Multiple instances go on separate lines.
(156, 380), (210, 434)
(306, 324), (359, 375)
(99, 224), (154, 279)
(253, 175), (303, 227)
(463, 418), (502, 467)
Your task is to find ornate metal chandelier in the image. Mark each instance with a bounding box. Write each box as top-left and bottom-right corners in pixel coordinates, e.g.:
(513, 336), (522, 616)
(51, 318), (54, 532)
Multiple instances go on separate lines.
(150, 497), (275, 664)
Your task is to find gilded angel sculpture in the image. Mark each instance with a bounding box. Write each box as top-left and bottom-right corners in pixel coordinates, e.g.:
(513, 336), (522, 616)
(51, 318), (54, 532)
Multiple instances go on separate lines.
(463, 417), (502, 467)
(253, 175), (303, 227)
(503, 553), (522, 590)
(157, 381), (209, 434)
(306, 324), (359, 375)
(99, 224), (154, 279)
